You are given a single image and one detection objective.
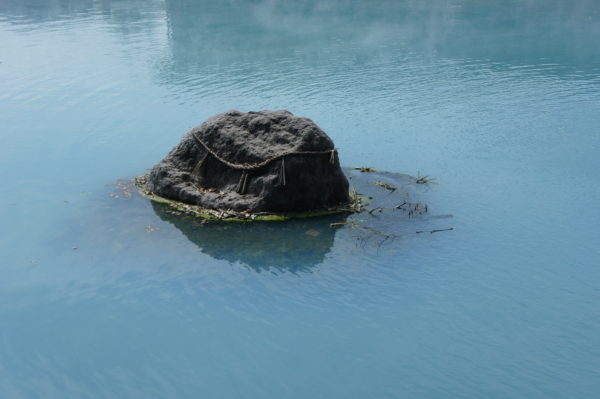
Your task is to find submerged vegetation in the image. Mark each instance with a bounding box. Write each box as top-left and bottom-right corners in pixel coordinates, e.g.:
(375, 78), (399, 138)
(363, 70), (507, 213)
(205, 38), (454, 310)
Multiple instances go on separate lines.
(337, 169), (452, 246)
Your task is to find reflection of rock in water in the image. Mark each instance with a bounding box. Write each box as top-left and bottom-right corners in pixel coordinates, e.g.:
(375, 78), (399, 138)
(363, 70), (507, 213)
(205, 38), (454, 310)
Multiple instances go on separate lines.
(151, 201), (347, 272)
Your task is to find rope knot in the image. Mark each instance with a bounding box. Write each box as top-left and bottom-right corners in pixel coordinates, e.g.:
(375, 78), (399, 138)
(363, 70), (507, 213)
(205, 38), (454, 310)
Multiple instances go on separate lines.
(329, 148), (337, 164)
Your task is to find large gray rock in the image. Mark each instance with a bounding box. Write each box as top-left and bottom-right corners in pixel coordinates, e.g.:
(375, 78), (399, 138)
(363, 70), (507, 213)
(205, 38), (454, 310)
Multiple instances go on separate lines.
(145, 110), (350, 213)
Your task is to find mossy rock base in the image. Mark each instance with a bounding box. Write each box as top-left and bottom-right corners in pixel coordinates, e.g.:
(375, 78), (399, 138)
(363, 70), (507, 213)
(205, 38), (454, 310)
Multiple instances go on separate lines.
(134, 174), (364, 222)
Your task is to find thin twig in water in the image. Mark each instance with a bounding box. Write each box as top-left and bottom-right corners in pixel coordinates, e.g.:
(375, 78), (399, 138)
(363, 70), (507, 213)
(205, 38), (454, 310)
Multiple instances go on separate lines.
(416, 227), (454, 234)
(368, 207), (383, 215)
(414, 172), (437, 186)
(353, 167), (378, 173)
(395, 201), (407, 210)
(374, 180), (397, 192)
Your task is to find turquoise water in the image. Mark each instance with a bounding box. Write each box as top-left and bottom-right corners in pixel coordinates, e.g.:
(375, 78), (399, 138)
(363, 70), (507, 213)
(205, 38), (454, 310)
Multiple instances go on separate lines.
(2, 0), (600, 397)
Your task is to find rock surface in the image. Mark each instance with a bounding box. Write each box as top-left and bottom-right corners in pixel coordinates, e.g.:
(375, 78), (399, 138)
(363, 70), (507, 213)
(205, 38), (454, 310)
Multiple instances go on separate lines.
(145, 110), (350, 213)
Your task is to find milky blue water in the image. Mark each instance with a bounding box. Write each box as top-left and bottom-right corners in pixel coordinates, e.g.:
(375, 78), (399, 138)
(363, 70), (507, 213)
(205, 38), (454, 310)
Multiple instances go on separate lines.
(1, 1), (600, 397)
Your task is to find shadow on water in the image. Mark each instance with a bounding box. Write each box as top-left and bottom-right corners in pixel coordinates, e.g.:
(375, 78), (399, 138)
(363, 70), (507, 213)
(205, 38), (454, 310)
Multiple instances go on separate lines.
(47, 180), (347, 276)
(150, 201), (347, 273)
(71, 169), (449, 275)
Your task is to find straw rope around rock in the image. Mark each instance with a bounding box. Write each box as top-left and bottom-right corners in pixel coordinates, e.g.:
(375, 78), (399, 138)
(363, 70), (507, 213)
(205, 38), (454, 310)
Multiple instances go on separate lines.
(191, 131), (337, 171)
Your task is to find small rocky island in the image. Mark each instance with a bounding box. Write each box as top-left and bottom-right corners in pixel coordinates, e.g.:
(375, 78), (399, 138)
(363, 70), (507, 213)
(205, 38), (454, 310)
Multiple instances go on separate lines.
(139, 110), (353, 219)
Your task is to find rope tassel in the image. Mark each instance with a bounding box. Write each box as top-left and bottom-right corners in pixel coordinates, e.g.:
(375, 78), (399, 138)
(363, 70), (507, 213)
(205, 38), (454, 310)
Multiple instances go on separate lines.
(192, 152), (209, 178)
(242, 171), (249, 194)
(278, 157), (286, 186)
(236, 171), (249, 194)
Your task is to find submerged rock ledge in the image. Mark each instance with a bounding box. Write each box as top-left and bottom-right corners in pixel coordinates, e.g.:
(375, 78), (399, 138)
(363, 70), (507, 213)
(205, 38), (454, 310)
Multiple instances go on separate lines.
(142, 110), (353, 219)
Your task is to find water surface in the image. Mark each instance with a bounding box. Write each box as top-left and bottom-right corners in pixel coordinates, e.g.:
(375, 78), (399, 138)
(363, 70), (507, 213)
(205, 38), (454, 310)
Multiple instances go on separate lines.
(1, 1), (599, 398)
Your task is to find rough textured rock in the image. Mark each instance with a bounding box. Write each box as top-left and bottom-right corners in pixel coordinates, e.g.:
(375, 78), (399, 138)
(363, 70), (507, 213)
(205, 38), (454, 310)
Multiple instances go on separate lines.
(145, 110), (350, 213)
